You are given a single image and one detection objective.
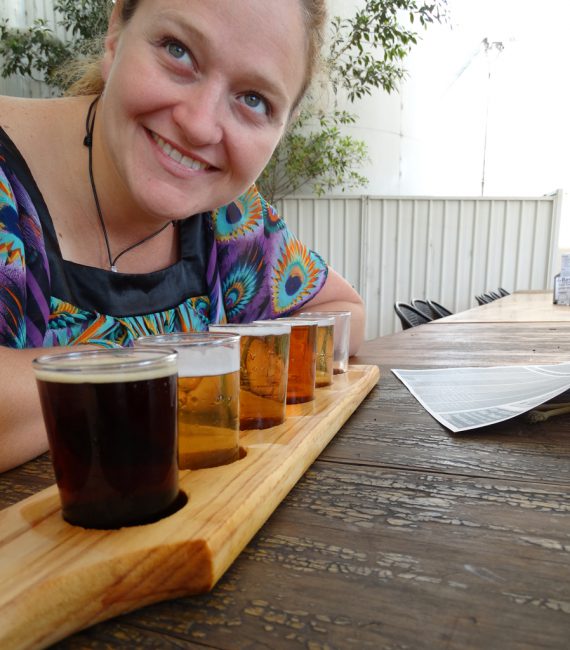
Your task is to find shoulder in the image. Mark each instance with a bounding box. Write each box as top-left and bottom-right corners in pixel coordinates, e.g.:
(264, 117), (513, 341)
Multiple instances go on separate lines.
(211, 185), (291, 246)
(0, 96), (44, 144)
(0, 95), (85, 164)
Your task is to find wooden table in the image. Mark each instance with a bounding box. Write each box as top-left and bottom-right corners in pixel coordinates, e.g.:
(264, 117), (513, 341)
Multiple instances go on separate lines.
(2, 322), (570, 649)
(437, 290), (570, 323)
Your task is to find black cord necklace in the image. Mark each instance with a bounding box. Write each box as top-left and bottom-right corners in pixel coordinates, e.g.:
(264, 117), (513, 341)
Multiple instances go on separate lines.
(83, 96), (174, 272)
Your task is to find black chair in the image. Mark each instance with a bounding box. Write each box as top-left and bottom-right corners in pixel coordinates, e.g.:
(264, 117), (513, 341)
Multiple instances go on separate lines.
(394, 302), (432, 330)
(475, 294), (490, 305)
(488, 291), (502, 300)
(498, 287), (510, 297)
(412, 299), (440, 320)
(484, 292), (499, 302)
(427, 299), (453, 318)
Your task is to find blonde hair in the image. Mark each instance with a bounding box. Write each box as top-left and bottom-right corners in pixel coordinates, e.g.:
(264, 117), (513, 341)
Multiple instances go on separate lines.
(65, 0), (327, 105)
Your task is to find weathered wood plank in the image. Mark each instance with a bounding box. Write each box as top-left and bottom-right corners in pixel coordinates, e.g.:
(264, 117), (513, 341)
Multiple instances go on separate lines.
(355, 323), (570, 371)
(321, 376), (570, 485)
(436, 291), (570, 324)
(52, 462), (570, 650)
(0, 455), (54, 508)
(0, 366), (379, 650)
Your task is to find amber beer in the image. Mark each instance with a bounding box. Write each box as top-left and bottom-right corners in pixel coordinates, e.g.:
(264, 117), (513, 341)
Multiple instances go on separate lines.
(300, 310), (351, 374)
(32, 349), (179, 529)
(296, 314), (335, 386)
(136, 333), (240, 469)
(258, 318), (318, 403)
(210, 323), (291, 429)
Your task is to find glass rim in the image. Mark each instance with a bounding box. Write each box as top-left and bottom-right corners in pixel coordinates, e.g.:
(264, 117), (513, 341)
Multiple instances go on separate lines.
(292, 313), (336, 326)
(32, 347), (178, 374)
(255, 318), (318, 328)
(298, 310), (351, 317)
(135, 332), (240, 348)
(209, 322), (292, 335)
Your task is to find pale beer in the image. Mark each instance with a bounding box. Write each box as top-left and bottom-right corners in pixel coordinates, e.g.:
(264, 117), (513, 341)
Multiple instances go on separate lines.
(136, 333), (241, 469)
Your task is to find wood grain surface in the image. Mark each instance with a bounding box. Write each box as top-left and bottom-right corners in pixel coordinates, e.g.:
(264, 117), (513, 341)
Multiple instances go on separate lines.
(435, 290), (570, 323)
(0, 366), (379, 650)
(1, 320), (570, 649)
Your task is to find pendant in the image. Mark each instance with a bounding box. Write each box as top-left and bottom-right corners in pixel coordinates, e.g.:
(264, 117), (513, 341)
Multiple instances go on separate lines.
(110, 265), (118, 273)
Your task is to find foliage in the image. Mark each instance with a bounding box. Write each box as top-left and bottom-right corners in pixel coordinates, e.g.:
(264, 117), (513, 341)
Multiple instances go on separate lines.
(258, 0), (447, 201)
(0, 0), (446, 200)
(0, 0), (109, 90)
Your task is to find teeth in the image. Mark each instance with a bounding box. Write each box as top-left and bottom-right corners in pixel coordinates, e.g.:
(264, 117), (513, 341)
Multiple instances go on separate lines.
(152, 133), (209, 171)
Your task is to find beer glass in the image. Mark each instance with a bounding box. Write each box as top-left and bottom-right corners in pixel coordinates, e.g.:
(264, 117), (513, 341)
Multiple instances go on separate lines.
(256, 318), (318, 404)
(32, 348), (179, 529)
(294, 313), (335, 386)
(298, 311), (351, 374)
(209, 322), (291, 430)
(136, 333), (240, 470)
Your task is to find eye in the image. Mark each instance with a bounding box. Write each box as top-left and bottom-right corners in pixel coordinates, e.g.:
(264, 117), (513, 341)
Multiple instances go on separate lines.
(239, 92), (270, 116)
(163, 39), (194, 67)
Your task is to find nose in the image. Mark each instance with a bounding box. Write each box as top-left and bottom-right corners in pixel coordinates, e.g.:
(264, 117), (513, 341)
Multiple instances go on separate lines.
(172, 79), (225, 147)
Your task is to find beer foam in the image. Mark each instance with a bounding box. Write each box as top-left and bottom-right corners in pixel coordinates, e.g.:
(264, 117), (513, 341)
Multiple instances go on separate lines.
(34, 364), (176, 384)
(33, 350), (177, 383)
(176, 345), (239, 376)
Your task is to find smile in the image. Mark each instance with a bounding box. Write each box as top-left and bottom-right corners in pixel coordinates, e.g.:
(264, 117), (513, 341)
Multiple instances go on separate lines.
(151, 132), (210, 171)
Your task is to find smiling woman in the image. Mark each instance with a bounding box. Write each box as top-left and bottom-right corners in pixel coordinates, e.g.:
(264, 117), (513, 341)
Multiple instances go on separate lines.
(0, 0), (364, 472)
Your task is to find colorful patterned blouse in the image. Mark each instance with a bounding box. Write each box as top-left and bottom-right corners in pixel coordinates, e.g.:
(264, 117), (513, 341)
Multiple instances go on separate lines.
(0, 126), (327, 348)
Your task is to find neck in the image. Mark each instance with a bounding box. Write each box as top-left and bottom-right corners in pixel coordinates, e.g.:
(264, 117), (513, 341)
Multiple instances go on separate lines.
(84, 96), (179, 273)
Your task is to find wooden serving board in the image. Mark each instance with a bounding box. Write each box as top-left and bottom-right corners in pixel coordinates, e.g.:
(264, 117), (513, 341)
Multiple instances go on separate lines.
(0, 365), (379, 650)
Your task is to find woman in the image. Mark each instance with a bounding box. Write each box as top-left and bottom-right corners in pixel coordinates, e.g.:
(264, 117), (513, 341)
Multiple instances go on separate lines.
(0, 0), (364, 471)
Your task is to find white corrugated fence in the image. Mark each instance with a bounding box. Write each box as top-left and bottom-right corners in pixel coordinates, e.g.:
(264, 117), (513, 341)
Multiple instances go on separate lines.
(278, 191), (562, 339)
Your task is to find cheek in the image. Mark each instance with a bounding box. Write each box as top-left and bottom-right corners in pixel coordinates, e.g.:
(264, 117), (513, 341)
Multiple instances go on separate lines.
(231, 130), (283, 178)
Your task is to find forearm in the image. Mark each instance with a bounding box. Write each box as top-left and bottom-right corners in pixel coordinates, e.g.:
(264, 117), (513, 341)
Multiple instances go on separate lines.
(0, 347), (50, 473)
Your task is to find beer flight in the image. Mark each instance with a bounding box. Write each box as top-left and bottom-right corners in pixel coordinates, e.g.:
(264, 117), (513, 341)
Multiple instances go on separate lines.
(32, 312), (351, 530)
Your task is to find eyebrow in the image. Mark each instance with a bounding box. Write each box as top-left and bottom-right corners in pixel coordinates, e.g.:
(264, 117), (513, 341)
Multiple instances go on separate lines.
(156, 12), (293, 107)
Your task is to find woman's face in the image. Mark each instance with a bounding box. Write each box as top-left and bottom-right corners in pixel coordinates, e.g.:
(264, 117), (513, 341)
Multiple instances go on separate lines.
(99, 0), (307, 221)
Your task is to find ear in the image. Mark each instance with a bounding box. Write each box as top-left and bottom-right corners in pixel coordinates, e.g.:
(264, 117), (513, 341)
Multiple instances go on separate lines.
(101, 1), (124, 83)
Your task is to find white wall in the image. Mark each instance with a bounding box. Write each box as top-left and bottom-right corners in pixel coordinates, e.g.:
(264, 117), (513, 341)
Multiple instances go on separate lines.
(325, 0), (570, 244)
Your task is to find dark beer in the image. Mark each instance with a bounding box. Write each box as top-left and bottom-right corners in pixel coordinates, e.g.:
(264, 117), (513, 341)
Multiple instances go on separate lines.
(34, 350), (179, 529)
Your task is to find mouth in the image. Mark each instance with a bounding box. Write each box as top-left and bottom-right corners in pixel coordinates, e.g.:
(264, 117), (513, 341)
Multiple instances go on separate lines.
(150, 132), (213, 171)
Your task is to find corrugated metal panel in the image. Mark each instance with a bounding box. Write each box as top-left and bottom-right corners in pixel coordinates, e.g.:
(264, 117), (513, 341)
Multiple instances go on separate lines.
(277, 192), (562, 339)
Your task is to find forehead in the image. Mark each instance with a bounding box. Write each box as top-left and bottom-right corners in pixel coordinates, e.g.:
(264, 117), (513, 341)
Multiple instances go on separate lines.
(127, 0), (308, 105)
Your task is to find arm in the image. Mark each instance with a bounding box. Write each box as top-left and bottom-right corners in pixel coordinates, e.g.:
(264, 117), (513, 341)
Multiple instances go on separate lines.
(0, 347), (50, 473)
(296, 267), (365, 355)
